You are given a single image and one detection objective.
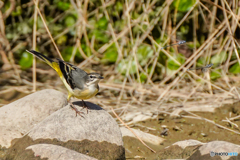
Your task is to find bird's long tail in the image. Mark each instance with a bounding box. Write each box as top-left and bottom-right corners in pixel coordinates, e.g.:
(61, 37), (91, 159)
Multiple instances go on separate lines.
(26, 50), (57, 70)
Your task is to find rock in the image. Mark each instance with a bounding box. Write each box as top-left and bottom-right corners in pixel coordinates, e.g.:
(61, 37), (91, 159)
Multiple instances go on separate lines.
(25, 144), (97, 160)
(170, 105), (217, 117)
(188, 141), (240, 160)
(120, 127), (164, 145)
(170, 139), (205, 149)
(5, 101), (125, 160)
(156, 139), (204, 159)
(0, 89), (67, 149)
(122, 111), (157, 125)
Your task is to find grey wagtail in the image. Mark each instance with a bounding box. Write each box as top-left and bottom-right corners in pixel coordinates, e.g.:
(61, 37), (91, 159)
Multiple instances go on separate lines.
(26, 50), (104, 116)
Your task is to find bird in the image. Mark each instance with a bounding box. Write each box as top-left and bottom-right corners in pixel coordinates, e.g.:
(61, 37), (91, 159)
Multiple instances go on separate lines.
(26, 50), (104, 116)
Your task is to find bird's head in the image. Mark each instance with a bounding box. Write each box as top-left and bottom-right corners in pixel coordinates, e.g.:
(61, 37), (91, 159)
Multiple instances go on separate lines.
(86, 73), (104, 86)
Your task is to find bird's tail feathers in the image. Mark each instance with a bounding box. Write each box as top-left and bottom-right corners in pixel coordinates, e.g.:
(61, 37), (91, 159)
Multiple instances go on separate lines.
(26, 50), (55, 69)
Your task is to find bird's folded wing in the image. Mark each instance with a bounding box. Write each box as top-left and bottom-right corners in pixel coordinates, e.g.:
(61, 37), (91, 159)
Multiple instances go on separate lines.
(57, 59), (87, 90)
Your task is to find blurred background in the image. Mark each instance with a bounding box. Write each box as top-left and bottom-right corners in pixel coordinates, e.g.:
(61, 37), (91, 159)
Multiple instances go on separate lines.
(1, 0), (240, 158)
(1, 0), (240, 106)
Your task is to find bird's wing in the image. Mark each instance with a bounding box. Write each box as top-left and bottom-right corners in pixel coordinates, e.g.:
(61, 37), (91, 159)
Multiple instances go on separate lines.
(57, 59), (88, 90)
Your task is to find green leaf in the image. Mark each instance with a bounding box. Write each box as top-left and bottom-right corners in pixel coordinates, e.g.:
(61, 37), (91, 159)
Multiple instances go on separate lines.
(81, 44), (91, 57)
(62, 46), (82, 61)
(116, 1), (123, 12)
(97, 17), (108, 30)
(140, 73), (147, 83)
(57, 1), (70, 11)
(167, 54), (185, 70)
(93, 30), (109, 43)
(64, 16), (76, 27)
(211, 51), (227, 64)
(210, 70), (221, 80)
(173, 0), (196, 12)
(229, 63), (240, 74)
(17, 22), (32, 34)
(52, 24), (63, 32)
(102, 44), (118, 63)
(19, 51), (33, 69)
(168, 59), (179, 70)
(137, 44), (154, 66)
(56, 35), (67, 45)
(12, 6), (22, 16)
(117, 59), (137, 75)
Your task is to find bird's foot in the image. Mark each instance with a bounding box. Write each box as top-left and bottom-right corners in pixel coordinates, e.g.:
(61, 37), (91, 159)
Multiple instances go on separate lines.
(82, 100), (89, 114)
(69, 101), (84, 117)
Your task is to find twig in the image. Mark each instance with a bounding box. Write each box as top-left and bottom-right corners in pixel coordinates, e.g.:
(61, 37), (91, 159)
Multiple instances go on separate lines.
(32, 0), (39, 92)
(182, 110), (240, 135)
(111, 108), (156, 153)
(32, 0), (63, 60)
(229, 115), (240, 121)
(222, 117), (239, 128)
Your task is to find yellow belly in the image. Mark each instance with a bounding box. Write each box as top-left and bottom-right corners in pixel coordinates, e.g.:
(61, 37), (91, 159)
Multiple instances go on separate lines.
(72, 88), (99, 100)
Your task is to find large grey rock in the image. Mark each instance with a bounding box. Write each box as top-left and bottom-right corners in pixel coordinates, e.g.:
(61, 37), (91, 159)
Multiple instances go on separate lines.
(0, 89), (67, 148)
(5, 101), (125, 160)
(188, 141), (240, 160)
(25, 144), (97, 160)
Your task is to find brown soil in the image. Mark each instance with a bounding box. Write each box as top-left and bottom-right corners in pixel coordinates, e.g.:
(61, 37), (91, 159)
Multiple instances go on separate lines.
(123, 101), (240, 159)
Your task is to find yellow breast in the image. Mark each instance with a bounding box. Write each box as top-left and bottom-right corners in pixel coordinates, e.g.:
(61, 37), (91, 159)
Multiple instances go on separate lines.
(72, 87), (99, 100)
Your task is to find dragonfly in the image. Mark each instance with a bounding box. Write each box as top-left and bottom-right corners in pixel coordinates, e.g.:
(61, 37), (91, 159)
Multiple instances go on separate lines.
(187, 63), (214, 72)
(161, 40), (186, 50)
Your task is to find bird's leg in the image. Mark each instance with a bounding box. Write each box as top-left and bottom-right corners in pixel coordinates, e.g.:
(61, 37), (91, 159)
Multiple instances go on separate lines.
(82, 100), (89, 114)
(68, 95), (84, 117)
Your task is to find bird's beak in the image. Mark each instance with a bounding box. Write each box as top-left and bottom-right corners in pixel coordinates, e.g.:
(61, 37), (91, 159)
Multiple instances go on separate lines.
(99, 76), (104, 79)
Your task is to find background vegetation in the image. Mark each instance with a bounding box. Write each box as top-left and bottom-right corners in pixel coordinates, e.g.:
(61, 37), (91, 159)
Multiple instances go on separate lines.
(0, 0), (240, 107)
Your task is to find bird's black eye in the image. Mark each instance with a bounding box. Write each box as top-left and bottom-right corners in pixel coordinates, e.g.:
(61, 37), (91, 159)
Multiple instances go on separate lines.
(90, 75), (93, 78)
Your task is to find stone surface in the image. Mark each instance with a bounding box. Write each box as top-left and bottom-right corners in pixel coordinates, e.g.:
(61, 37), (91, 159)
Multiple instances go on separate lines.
(188, 141), (240, 160)
(170, 139), (205, 149)
(120, 127), (164, 145)
(121, 111), (157, 125)
(28, 101), (123, 146)
(25, 144), (97, 160)
(0, 89), (67, 148)
(156, 139), (204, 160)
(5, 101), (125, 160)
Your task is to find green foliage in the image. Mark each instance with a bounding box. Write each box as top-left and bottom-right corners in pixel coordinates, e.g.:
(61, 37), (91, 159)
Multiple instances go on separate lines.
(19, 51), (33, 69)
(56, 1), (71, 11)
(116, 44), (155, 82)
(140, 73), (147, 83)
(89, 17), (109, 43)
(172, 0), (196, 12)
(57, 35), (67, 45)
(211, 51), (227, 64)
(102, 44), (118, 63)
(167, 53), (185, 70)
(64, 15), (76, 27)
(1, 0), (237, 83)
(229, 63), (240, 74)
(12, 6), (22, 16)
(97, 17), (108, 30)
(117, 44), (154, 76)
(62, 46), (82, 61)
(117, 59), (137, 75)
(137, 44), (154, 66)
(210, 69), (222, 80)
(81, 44), (91, 57)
